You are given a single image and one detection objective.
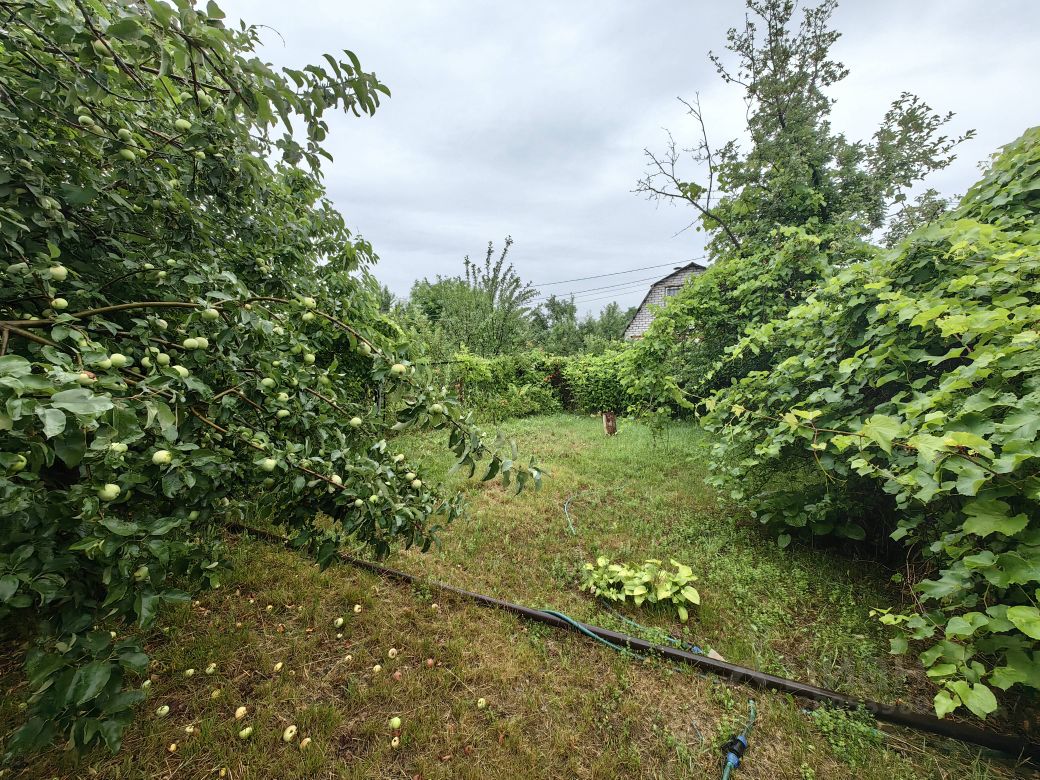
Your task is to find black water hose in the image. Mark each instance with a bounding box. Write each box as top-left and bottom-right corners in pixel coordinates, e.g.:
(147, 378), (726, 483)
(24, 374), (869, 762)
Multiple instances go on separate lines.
(343, 556), (1038, 762)
(229, 524), (1039, 762)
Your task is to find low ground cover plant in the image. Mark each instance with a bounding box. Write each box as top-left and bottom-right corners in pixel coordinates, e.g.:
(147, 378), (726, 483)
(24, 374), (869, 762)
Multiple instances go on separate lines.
(581, 557), (701, 622)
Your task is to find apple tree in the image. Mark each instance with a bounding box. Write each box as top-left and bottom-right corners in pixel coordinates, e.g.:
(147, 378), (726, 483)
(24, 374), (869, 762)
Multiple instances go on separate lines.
(0, 0), (538, 755)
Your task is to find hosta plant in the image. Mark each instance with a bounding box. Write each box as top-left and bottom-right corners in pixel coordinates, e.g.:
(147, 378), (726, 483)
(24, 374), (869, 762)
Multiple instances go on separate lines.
(0, 0), (537, 758)
(581, 557), (701, 621)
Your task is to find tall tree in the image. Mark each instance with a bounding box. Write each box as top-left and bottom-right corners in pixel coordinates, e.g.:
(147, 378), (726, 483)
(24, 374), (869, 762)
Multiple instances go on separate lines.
(531, 295), (583, 354)
(408, 237), (536, 357)
(626, 0), (972, 408)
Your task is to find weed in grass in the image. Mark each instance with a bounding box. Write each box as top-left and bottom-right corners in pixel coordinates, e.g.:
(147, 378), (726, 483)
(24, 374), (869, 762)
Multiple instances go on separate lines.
(809, 705), (884, 768)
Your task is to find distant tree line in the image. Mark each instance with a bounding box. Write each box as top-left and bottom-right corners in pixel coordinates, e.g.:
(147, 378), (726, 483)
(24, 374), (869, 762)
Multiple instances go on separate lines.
(392, 236), (637, 359)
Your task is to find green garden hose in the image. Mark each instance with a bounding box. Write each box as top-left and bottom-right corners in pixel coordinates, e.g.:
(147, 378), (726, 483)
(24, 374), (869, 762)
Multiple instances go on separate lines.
(600, 601), (706, 655)
(541, 609), (643, 659)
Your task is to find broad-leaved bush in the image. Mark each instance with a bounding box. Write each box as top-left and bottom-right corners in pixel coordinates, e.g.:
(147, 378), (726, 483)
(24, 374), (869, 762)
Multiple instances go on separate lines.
(703, 128), (1040, 719)
(0, 0), (537, 755)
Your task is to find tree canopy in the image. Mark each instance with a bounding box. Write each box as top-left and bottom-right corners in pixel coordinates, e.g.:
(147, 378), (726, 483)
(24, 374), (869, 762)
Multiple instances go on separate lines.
(0, 0), (535, 756)
(627, 0), (971, 408)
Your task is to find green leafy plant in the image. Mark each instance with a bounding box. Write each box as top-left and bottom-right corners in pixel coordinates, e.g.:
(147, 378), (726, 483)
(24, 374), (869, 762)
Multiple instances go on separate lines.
(626, 0), (970, 413)
(581, 557), (701, 621)
(0, 0), (536, 757)
(808, 707), (883, 768)
(563, 348), (630, 414)
(702, 127), (1040, 719)
(435, 350), (564, 421)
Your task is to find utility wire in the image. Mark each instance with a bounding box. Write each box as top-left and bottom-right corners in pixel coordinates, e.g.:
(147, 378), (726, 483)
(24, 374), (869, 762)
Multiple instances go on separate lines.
(551, 287), (655, 306)
(531, 257), (707, 287)
(531, 273), (664, 302)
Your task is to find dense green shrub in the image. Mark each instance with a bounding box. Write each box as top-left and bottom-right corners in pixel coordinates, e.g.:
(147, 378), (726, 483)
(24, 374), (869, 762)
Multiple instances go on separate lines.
(435, 350), (563, 422)
(564, 349), (630, 414)
(619, 230), (845, 412)
(0, 0), (535, 756)
(703, 128), (1040, 719)
(433, 349), (637, 420)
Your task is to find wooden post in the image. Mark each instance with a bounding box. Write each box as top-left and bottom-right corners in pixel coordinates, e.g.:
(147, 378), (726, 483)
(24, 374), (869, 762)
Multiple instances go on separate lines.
(602, 411), (617, 436)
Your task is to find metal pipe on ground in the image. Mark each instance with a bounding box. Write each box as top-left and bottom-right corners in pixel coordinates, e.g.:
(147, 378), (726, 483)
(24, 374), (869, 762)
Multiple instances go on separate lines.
(229, 524), (1038, 762)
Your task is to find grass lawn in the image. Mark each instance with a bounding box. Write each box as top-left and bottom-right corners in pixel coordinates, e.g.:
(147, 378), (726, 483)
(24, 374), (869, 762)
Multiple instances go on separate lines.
(1, 414), (1029, 779)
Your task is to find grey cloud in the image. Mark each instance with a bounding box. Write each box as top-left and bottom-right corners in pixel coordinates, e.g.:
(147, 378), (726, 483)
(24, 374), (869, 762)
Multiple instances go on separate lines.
(218, 0), (1039, 311)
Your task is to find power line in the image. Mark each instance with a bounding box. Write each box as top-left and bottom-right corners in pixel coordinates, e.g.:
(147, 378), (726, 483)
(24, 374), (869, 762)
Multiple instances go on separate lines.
(563, 288), (650, 306)
(531, 273), (664, 302)
(531, 257), (706, 287)
(530, 283), (654, 309)
(542, 282), (656, 303)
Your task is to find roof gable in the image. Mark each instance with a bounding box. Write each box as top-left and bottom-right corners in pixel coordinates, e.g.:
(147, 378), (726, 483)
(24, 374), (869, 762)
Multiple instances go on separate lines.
(622, 259), (708, 338)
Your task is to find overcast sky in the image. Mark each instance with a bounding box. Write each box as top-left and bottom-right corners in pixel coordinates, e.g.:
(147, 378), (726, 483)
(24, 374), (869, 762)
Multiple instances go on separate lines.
(219, 0), (1038, 314)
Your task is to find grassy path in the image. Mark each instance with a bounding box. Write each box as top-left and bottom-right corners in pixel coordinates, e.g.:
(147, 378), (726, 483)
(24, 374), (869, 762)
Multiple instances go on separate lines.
(2, 415), (1025, 778)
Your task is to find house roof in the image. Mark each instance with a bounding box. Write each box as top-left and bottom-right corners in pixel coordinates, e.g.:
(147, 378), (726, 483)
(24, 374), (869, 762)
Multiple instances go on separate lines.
(623, 259), (708, 336)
